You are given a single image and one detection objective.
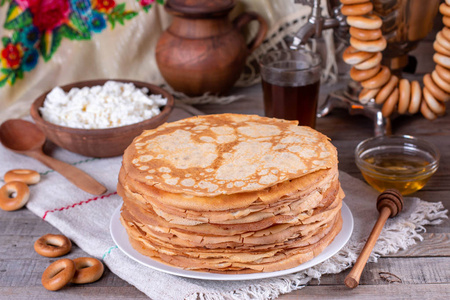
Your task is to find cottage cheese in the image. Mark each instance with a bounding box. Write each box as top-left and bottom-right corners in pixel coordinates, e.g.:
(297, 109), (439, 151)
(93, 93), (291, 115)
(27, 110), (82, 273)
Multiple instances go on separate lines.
(39, 81), (168, 129)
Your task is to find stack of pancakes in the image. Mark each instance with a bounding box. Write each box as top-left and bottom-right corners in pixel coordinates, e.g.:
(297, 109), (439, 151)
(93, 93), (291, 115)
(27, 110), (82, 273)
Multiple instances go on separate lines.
(118, 114), (343, 273)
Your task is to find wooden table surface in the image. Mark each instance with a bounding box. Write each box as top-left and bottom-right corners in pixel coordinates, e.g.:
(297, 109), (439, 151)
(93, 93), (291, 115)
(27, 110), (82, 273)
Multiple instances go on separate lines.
(1, 83), (449, 299)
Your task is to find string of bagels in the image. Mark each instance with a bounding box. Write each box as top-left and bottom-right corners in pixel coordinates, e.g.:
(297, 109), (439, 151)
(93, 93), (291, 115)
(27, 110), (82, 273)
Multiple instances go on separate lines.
(341, 0), (450, 120)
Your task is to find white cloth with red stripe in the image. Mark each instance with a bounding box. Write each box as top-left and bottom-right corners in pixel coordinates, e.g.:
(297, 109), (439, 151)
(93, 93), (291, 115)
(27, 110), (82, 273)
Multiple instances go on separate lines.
(0, 109), (447, 300)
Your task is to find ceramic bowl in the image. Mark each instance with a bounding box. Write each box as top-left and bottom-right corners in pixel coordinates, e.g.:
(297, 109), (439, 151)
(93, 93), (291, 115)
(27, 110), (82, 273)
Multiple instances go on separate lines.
(30, 79), (174, 158)
(355, 135), (439, 195)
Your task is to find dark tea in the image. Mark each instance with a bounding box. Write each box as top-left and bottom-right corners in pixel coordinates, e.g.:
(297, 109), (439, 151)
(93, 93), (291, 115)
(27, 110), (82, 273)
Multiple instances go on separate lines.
(259, 49), (321, 128)
(262, 79), (320, 128)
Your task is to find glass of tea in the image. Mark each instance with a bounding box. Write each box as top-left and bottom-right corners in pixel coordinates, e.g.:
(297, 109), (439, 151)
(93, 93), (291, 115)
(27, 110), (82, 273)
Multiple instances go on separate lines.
(259, 49), (321, 128)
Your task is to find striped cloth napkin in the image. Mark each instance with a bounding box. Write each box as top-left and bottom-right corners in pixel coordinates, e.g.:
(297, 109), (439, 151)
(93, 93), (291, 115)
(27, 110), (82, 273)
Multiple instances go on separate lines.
(0, 106), (447, 300)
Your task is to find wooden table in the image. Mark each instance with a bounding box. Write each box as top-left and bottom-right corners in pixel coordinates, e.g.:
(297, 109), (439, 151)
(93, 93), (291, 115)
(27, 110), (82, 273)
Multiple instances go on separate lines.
(1, 83), (449, 299)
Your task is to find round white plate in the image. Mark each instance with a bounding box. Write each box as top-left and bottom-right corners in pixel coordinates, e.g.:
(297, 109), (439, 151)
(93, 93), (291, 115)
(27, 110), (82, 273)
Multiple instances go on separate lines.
(110, 201), (353, 281)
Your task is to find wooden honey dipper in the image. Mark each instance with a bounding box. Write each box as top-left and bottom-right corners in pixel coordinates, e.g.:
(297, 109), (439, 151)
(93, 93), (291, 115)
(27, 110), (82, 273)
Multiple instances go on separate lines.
(344, 189), (404, 289)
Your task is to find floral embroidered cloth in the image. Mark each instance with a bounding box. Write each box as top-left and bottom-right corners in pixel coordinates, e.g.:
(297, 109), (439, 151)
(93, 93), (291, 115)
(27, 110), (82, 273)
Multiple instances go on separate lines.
(0, 0), (163, 86)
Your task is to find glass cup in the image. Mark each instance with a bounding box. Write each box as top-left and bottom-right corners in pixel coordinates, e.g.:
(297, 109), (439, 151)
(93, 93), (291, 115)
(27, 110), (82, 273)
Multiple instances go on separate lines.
(259, 49), (322, 128)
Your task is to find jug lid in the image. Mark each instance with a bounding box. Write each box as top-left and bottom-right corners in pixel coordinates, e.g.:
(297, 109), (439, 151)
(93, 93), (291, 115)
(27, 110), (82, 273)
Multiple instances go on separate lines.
(165, 0), (236, 18)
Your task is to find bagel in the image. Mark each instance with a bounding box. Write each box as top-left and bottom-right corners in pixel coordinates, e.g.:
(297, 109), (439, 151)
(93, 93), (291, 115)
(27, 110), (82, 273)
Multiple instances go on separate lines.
(0, 181), (30, 211)
(346, 14), (383, 30)
(349, 27), (383, 41)
(443, 16), (450, 28)
(341, 2), (373, 16)
(433, 40), (450, 56)
(382, 87), (399, 117)
(359, 87), (380, 104)
(408, 80), (422, 114)
(350, 36), (387, 52)
(436, 31), (450, 51)
(432, 70), (450, 93)
(340, 0), (369, 4)
(354, 52), (382, 70)
(34, 234), (72, 258)
(4, 169), (40, 185)
(435, 64), (450, 83)
(439, 3), (450, 17)
(71, 257), (104, 284)
(423, 73), (450, 102)
(442, 27), (450, 41)
(375, 75), (398, 104)
(423, 87), (446, 116)
(398, 79), (411, 114)
(350, 64), (381, 82)
(342, 46), (374, 65)
(41, 259), (76, 291)
(361, 65), (391, 89)
(433, 53), (450, 70)
(420, 97), (438, 120)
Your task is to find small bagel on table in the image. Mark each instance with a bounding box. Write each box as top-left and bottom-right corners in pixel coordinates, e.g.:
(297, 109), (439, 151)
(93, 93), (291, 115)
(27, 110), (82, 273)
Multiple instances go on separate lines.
(408, 80), (422, 114)
(34, 234), (72, 257)
(381, 87), (399, 117)
(41, 258), (76, 291)
(398, 79), (411, 114)
(4, 169), (40, 185)
(0, 181), (30, 211)
(375, 75), (398, 105)
(71, 257), (104, 284)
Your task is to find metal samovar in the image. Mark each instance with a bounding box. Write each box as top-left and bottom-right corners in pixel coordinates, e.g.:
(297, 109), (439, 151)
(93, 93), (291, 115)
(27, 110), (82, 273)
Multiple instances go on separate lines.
(293, 0), (440, 135)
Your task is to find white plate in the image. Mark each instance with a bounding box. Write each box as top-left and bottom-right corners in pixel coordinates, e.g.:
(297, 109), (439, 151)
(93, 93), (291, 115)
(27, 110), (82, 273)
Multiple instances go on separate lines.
(110, 202), (353, 281)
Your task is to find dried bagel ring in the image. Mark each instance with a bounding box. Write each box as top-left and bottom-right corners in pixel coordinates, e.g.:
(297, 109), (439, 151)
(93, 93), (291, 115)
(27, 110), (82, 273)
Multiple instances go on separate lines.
(71, 257), (104, 284)
(354, 52), (382, 70)
(446, 0), (450, 6)
(408, 80), (422, 114)
(431, 70), (450, 93)
(398, 79), (411, 114)
(442, 27), (450, 41)
(359, 87), (380, 104)
(342, 46), (374, 65)
(346, 14), (383, 30)
(436, 31), (450, 51)
(435, 65), (450, 83)
(423, 87), (446, 116)
(361, 65), (391, 89)
(341, 0), (369, 4)
(350, 36), (387, 52)
(420, 98), (438, 120)
(41, 259), (76, 291)
(375, 75), (399, 104)
(382, 87), (399, 117)
(423, 73), (450, 102)
(4, 169), (40, 185)
(0, 181), (30, 211)
(444, 16), (450, 27)
(433, 40), (450, 56)
(433, 53), (450, 70)
(341, 2), (373, 16)
(34, 234), (72, 257)
(349, 27), (382, 41)
(350, 64), (381, 82)
(439, 3), (450, 17)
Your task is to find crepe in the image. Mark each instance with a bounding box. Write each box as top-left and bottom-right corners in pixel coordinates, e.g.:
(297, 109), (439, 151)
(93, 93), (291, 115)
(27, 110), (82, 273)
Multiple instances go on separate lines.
(118, 114), (344, 273)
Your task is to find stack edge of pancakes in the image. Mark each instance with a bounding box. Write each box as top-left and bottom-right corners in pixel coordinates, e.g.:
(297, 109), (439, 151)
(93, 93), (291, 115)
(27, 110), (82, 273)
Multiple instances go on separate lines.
(118, 114), (343, 273)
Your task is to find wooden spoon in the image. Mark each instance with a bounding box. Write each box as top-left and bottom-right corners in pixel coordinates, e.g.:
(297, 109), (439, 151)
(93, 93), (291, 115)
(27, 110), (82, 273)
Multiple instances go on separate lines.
(0, 119), (107, 195)
(345, 189), (404, 289)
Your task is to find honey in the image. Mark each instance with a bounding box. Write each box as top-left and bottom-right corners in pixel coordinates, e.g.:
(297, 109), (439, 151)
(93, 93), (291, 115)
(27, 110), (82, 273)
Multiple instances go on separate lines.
(359, 149), (436, 195)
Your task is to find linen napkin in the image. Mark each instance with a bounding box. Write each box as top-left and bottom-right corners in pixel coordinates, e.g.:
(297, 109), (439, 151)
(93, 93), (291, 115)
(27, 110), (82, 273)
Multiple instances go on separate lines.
(0, 107), (447, 300)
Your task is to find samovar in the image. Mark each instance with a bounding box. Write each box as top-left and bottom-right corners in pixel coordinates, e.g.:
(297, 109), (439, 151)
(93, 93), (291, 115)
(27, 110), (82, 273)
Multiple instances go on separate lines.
(292, 0), (440, 135)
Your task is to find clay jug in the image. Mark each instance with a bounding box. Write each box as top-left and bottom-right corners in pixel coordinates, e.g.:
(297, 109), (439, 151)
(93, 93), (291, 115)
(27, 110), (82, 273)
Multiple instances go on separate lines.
(156, 0), (268, 96)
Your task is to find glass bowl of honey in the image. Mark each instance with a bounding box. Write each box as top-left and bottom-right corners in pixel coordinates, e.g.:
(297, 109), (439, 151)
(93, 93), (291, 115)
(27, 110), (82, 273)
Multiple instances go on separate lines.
(355, 135), (439, 195)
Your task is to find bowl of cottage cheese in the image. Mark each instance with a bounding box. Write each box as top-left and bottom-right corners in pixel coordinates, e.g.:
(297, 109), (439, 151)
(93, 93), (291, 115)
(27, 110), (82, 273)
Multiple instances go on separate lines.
(30, 79), (174, 158)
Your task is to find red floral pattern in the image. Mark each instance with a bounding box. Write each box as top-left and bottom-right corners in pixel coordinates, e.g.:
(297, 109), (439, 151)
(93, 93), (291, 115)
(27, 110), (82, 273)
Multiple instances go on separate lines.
(1, 44), (23, 69)
(28, 0), (70, 31)
(94, 0), (116, 12)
